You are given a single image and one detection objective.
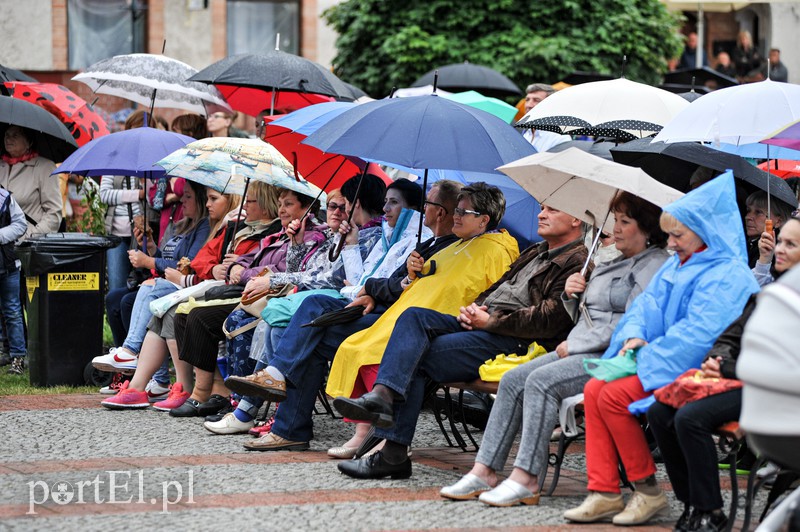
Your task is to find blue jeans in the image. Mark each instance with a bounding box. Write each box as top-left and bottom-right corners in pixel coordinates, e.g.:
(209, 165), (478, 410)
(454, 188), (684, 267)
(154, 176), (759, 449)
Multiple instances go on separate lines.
(106, 237), (132, 292)
(268, 294), (382, 442)
(106, 284), (170, 385)
(121, 279), (178, 354)
(372, 307), (526, 446)
(0, 270), (26, 357)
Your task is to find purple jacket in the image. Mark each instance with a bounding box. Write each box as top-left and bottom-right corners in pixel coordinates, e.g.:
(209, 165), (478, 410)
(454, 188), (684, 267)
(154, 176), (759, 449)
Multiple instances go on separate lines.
(233, 223), (326, 285)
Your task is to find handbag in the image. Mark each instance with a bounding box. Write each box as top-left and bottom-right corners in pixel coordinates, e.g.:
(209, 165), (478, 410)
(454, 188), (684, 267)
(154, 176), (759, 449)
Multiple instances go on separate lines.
(222, 283), (296, 339)
(583, 348), (639, 382)
(653, 368), (743, 409)
(478, 342), (547, 382)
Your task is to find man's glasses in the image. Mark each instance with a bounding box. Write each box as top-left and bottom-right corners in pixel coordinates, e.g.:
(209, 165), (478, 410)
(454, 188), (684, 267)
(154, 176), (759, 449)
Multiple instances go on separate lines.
(453, 207), (483, 217)
(424, 200), (448, 214)
(327, 202), (347, 213)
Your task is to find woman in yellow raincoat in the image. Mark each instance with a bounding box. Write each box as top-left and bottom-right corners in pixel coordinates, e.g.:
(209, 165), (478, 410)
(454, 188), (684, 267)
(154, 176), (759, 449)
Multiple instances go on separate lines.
(325, 183), (519, 445)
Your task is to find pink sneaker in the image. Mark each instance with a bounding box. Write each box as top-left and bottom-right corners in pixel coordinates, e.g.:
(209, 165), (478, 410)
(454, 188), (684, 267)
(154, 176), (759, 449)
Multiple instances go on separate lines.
(100, 381), (150, 409)
(152, 383), (190, 412)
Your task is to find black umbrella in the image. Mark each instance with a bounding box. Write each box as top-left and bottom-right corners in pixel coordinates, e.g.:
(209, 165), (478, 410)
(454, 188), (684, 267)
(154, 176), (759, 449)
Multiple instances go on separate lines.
(411, 62), (521, 99)
(548, 139), (616, 160)
(659, 83), (711, 96)
(0, 95), (78, 162)
(0, 64), (37, 83)
(664, 67), (738, 91)
(610, 138), (797, 206)
(559, 71), (614, 85)
(188, 52), (354, 113)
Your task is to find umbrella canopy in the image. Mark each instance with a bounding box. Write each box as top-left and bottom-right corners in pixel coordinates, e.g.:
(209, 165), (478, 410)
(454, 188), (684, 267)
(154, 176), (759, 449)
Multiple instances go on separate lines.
(762, 119), (800, 152)
(609, 137), (797, 206)
(55, 126), (194, 177)
(663, 67), (738, 90)
(441, 90), (518, 123)
(188, 52), (354, 115)
(516, 78), (689, 141)
(548, 139), (615, 160)
(303, 95), (536, 175)
(499, 148), (684, 234)
(264, 116), (390, 192)
(73, 53), (232, 115)
(0, 64), (37, 82)
(267, 101), (357, 136)
(0, 95), (78, 162)
(559, 71), (615, 85)
(411, 62), (522, 99)
(214, 86), (336, 117)
(155, 137), (325, 200)
(758, 159), (800, 179)
(423, 168), (542, 248)
(653, 80), (800, 146)
(4, 81), (110, 146)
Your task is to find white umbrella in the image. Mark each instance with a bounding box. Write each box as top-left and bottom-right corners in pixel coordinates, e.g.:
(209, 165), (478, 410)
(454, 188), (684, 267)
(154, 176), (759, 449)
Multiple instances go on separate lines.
(73, 53), (232, 115)
(516, 78), (689, 141)
(498, 147), (685, 235)
(653, 79), (800, 145)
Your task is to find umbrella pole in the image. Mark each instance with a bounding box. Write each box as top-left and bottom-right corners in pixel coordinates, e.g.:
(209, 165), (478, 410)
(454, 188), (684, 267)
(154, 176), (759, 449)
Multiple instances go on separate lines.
(329, 164), (368, 262)
(415, 168), (436, 278)
(298, 158), (345, 223)
(148, 89), (157, 122)
(766, 144), (773, 231)
(270, 86), (277, 116)
(227, 177), (250, 254)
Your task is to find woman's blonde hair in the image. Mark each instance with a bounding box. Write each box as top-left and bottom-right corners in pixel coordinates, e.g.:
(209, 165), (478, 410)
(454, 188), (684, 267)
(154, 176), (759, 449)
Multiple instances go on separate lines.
(247, 181), (280, 220)
(207, 190), (243, 242)
(659, 211), (684, 233)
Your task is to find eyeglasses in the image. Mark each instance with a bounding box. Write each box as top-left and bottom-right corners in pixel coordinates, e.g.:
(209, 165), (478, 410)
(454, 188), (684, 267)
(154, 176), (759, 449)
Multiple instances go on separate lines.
(453, 207), (483, 217)
(424, 200), (448, 214)
(326, 202), (347, 213)
(208, 113), (230, 120)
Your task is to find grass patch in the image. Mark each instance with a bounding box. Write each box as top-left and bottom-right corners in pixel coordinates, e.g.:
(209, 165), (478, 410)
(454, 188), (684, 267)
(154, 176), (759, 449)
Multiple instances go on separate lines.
(0, 369), (98, 396)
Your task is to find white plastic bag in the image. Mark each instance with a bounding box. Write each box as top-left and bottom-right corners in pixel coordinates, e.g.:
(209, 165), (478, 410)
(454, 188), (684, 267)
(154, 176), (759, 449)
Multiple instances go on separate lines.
(149, 280), (225, 318)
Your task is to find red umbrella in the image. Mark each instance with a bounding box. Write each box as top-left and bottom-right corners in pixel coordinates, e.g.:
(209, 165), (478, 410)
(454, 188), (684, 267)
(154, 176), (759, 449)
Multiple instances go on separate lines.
(217, 85), (336, 117)
(264, 117), (390, 192)
(757, 159), (800, 179)
(3, 81), (110, 146)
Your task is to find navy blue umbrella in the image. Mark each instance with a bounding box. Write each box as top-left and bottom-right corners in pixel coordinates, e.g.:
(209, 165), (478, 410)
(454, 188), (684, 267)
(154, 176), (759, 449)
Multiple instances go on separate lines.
(53, 126), (194, 177)
(304, 94), (536, 260)
(303, 95), (535, 175)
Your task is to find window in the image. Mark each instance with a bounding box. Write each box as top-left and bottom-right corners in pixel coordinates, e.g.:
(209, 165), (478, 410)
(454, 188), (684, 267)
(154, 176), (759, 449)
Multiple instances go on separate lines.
(227, 0), (300, 56)
(68, 0), (146, 70)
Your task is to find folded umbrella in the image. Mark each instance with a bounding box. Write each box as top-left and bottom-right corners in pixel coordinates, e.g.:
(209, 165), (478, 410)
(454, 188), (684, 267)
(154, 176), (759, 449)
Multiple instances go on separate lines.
(301, 305), (366, 328)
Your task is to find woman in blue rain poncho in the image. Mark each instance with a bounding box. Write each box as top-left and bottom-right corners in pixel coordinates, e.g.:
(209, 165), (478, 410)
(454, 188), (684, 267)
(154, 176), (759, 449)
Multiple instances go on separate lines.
(564, 173), (760, 527)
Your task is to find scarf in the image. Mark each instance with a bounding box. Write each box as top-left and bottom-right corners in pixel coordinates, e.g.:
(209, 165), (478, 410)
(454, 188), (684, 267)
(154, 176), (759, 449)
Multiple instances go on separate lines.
(1, 151), (38, 166)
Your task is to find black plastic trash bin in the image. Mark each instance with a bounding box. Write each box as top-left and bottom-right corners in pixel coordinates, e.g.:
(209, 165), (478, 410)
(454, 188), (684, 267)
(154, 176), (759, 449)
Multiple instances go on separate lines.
(16, 233), (119, 386)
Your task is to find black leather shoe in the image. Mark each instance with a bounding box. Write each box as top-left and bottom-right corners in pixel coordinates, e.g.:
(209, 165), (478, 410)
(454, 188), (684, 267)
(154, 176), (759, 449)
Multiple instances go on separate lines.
(337, 451), (412, 480)
(333, 391), (394, 428)
(170, 398), (202, 417)
(205, 404), (234, 422)
(198, 394), (230, 416)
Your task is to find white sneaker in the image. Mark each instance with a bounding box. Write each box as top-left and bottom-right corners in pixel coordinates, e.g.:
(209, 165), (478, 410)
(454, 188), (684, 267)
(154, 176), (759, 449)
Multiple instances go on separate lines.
(204, 412), (254, 434)
(92, 347), (138, 374)
(145, 379), (170, 402)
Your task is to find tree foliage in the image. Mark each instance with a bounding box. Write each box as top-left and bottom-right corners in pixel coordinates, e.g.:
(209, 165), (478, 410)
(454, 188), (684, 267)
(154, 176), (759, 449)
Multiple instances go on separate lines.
(323, 0), (684, 98)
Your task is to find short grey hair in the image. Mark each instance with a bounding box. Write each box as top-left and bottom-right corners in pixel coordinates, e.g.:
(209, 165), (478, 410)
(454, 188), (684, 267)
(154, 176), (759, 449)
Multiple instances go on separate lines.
(458, 182), (506, 230)
(526, 83), (555, 95)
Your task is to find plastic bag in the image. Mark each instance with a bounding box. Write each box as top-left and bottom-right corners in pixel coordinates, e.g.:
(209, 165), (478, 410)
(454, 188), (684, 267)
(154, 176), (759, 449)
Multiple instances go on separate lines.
(583, 348), (638, 382)
(149, 280), (224, 317)
(478, 342), (547, 382)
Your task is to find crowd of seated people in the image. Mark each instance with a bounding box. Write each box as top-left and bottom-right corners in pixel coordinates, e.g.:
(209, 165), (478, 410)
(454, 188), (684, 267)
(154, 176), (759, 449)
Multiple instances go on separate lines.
(91, 166), (800, 532)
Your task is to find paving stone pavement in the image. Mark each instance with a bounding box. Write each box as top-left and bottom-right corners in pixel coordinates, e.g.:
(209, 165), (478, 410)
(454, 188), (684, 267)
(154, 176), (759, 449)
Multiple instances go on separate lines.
(0, 394), (767, 531)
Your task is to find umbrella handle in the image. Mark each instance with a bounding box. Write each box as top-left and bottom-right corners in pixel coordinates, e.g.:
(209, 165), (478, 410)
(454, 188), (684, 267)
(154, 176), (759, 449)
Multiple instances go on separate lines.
(415, 259), (436, 278)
